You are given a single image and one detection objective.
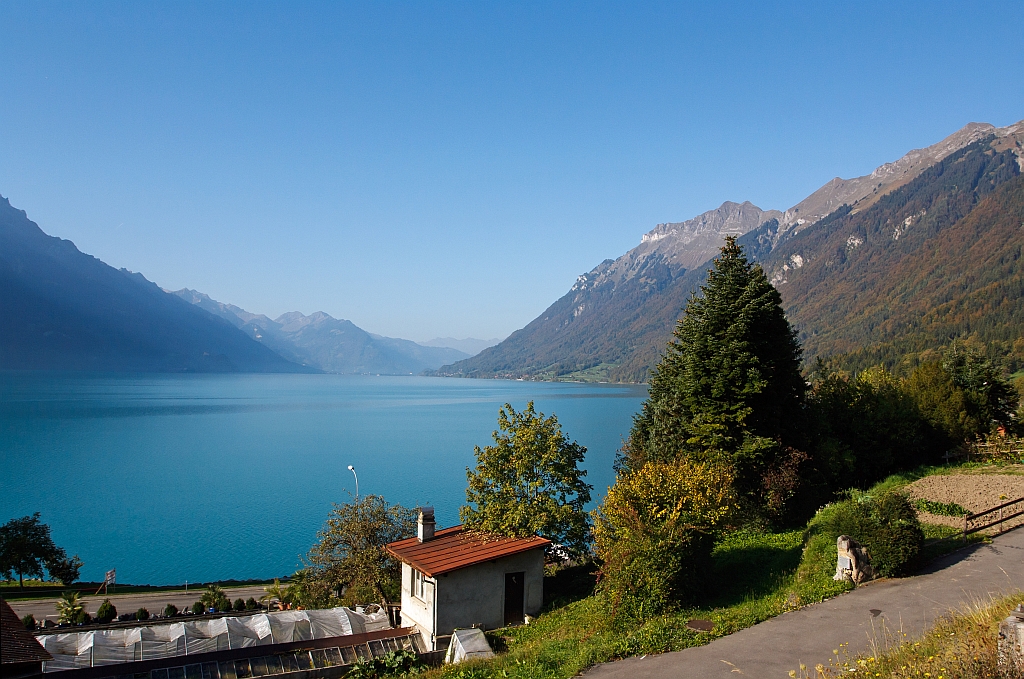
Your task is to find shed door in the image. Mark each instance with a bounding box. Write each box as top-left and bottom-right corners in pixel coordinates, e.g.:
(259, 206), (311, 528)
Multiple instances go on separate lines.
(503, 571), (525, 626)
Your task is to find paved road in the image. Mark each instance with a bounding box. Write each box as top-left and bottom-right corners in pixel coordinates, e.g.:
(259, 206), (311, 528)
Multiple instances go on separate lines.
(3, 586), (271, 622)
(586, 528), (1024, 679)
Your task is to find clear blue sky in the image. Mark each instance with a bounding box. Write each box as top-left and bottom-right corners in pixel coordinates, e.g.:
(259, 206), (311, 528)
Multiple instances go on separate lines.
(1, 2), (1021, 341)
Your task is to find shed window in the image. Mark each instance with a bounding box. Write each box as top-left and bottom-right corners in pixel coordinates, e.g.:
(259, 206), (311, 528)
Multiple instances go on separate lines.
(411, 568), (427, 600)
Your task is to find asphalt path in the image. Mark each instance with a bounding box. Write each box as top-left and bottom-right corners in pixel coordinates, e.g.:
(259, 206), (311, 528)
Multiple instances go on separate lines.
(3, 585), (271, 622)
(585, 528), (1024, 679)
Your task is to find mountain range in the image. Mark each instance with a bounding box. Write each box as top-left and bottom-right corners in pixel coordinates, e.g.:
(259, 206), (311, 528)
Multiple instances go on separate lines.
(5, 118), (1021, 379)
(0, 196), (306, 373)
(171, 289), (473, 374)
(435, 119), (1024, 382)
(0, 196), (481, 375)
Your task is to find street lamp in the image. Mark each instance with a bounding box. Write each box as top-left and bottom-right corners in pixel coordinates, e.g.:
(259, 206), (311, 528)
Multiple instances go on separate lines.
(348, 465), (359, 499)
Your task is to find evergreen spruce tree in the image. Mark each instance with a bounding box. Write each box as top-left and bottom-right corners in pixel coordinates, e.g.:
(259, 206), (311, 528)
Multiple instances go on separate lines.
(625, 237), (806, 519)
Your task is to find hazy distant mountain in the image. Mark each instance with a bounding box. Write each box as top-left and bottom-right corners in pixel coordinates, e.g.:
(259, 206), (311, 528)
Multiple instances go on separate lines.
(420, 337), (501, 356)
(435, 119), (1024, 382)
(173, 290), (470, 374)
(0, 196), (309, 373)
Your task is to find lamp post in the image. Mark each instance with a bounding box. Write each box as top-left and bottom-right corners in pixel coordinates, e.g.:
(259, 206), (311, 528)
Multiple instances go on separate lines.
(348, 465), (359, 499)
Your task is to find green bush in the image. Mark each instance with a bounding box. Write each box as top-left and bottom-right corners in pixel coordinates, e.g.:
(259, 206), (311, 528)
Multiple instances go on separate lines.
(22, 614), (35, 630)
(72, 609), (91, 625)
(136, 607), (150, 621)
(593, 459), (735, 618)
(345, 650), (423, 678)
(233, 598), (246, 612)
(191, 601), (205, 615)
(96, 599), (117, 624)
(802, 490), (924, 579)
(913, 498), (968, 517)
(164, 604), (179, 617)
(245, 597), (257, 610)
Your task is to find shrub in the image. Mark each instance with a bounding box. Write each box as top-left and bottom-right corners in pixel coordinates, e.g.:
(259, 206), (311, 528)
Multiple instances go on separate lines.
(345, 650), (423, 678)
(593, 459), (736, 617)
(96, 599), (117, 624)
(56, 591), (84, 625)
(200, 584), (233, 612)
(164, 603), (179, 618)
(72, 609), (91, 625)
(233, 598), (246, 612)
(191, 601), (205, 615)
(803, 490), (924, 579)
(913, 498), (968, 517)
(136, 607), (150, 621)
(245, 597), (257, 610)
(22, 614), (36, 630)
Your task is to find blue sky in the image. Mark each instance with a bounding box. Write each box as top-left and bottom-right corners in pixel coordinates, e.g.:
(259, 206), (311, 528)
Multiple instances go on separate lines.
(1, 2), (1022, 341)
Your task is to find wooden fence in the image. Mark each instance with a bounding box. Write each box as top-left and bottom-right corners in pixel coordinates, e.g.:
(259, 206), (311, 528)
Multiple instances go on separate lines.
(961, 495), (1024, 540)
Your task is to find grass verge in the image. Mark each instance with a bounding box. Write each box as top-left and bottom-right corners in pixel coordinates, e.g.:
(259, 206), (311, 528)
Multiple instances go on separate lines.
(794, 591), (1024, 678)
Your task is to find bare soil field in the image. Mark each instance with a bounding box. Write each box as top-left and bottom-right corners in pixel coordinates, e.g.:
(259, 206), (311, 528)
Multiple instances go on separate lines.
(905, 469), (1024, 531)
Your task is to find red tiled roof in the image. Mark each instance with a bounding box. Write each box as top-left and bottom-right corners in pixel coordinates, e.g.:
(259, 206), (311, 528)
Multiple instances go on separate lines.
(385, 526), (549, 577)
(1, 599), (52, 664)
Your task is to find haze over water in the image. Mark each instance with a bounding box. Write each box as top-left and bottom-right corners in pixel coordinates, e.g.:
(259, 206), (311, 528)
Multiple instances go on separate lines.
(0, 373), (645, 586)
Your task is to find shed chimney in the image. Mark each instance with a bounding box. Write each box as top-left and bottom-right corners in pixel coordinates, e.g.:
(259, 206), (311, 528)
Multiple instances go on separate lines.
(417, 506), (435, 542)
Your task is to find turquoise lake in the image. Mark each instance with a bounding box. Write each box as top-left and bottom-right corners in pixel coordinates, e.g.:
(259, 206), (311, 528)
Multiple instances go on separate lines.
(0, 373), (646, 585)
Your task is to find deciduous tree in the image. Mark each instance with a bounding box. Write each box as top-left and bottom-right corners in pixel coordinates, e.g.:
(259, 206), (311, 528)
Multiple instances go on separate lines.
(461, 401), (593, 559)
(304, 495), (416, 606)
(0, 513), (63, 588)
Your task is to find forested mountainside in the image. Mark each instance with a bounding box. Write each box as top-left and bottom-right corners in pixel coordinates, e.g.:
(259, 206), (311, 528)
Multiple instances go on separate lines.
(174, 290), (470, 374)
(435, 121), (1024, 383)
(0, 196), (308, 373)
(768, 140), (1024, 374)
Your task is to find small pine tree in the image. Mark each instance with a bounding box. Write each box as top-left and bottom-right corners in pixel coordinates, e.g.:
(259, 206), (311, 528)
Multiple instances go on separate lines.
(163, 603), (179, 617)
(22, 614), (36, 630)
(245, 597), (257, 610)
(233, 598), (245, 612)
(135, 607), (149, 621)
(96, 599), (117, 624)
(191, 601), (205, 615)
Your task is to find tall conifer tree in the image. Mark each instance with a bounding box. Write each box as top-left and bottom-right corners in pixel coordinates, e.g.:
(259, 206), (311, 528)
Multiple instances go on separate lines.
(625, 237), (806, 516)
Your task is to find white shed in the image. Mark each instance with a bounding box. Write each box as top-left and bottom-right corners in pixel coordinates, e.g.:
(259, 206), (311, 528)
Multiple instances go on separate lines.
(386, 508), (548, 651)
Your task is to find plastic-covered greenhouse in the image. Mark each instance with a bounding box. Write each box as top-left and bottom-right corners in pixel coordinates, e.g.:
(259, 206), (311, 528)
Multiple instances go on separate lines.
(38, 607), (391, 671)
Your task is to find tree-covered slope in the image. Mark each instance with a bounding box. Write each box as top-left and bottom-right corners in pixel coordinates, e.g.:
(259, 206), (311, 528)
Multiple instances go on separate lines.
(0, 196), (309, 373)
(766, 141), (1024, 372)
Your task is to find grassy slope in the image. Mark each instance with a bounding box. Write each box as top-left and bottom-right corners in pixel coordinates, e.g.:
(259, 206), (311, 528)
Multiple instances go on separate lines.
(426, 465), (1009, 679)
(429, 528), (849, 679)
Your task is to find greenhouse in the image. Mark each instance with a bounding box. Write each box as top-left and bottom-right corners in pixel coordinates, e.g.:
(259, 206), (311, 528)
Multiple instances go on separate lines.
(38, 607), (392, 672)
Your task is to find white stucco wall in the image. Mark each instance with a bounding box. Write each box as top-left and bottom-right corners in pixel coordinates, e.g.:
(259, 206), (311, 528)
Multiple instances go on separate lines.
(398, 548), (544, 650)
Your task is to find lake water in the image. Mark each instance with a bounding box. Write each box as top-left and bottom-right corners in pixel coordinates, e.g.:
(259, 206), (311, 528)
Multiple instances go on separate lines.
(0, 373), (646, 585)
